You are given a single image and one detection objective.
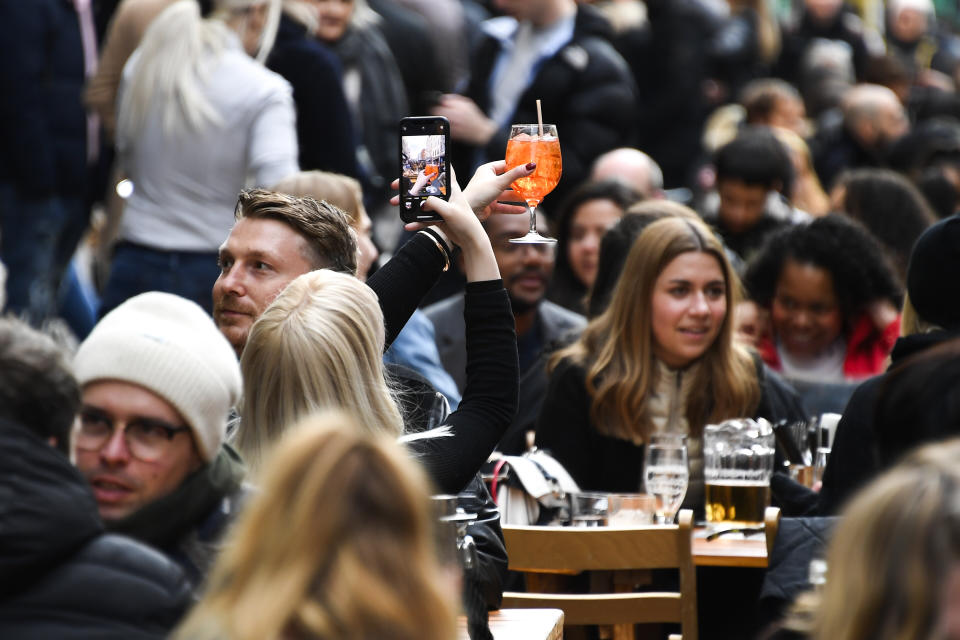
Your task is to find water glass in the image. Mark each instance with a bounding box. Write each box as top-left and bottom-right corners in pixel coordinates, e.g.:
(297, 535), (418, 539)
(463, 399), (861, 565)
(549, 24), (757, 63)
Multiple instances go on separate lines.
(644, 434), (689, 525)
(569, 492), (608, 527)
(813, 446), (831, 486)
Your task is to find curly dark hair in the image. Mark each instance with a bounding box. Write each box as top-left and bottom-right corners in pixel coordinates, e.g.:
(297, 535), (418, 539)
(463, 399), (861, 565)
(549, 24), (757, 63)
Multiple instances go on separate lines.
(744, 214), (902, 323)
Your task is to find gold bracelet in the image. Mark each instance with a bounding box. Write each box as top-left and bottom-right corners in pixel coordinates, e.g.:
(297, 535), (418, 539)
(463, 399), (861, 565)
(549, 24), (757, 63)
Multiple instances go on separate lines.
(418, 229), (450, 272)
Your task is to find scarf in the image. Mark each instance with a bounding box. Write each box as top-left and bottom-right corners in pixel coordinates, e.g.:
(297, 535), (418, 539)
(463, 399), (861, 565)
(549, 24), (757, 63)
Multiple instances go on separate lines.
(106, 444), (246, 550)
(333, 25), (408, 190)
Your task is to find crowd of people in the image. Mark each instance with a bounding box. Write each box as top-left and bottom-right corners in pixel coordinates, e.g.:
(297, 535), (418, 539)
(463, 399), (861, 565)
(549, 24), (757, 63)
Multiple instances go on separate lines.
(5, 0), (960, 638)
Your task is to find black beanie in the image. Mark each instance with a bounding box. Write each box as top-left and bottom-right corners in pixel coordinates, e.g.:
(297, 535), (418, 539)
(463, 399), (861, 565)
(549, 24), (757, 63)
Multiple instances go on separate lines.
(907, 214), (960, 329)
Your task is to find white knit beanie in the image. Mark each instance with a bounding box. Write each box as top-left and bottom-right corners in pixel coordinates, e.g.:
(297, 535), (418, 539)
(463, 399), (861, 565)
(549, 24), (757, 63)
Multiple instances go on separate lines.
(74, 292), (242, 462)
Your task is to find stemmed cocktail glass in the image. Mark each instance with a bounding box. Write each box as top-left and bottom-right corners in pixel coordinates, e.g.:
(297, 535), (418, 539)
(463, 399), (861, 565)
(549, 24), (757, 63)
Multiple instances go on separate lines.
(504, 123), (561, 244)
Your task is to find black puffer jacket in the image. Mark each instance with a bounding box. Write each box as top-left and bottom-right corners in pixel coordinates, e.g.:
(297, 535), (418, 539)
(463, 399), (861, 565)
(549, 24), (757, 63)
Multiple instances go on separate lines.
(0, 420), (190, 639)
(818, 329), (960, 515)
(456, 3), (638, 210)
(0, 0), (91, 197)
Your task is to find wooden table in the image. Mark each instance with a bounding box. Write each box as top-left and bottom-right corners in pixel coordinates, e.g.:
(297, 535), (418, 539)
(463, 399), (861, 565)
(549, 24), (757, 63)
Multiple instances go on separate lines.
(458, 608), (564, 640)
(692, 528), (769, 568)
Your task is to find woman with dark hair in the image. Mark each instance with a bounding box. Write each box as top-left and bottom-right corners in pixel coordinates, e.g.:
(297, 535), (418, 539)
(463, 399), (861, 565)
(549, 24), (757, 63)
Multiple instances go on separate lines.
(831, 168), (936, 281)
(744, 214), (902, 382)
(546, 180), (642, 315)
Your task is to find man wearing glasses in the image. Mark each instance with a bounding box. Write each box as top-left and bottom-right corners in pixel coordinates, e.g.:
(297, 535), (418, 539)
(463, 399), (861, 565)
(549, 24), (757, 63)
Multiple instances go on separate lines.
(71, 291), (243, 592)
(0, 316), (191, 636)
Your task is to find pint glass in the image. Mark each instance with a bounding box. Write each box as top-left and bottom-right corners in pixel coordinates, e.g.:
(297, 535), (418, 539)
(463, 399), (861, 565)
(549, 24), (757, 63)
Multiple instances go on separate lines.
(704, 418), (775, 529)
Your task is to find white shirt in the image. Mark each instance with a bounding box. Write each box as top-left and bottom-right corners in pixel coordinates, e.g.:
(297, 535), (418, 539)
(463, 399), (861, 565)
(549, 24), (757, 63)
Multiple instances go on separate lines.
(776, 337), (847, 383)
(117, 36), (299, 251)
(485, 14), (576, 127)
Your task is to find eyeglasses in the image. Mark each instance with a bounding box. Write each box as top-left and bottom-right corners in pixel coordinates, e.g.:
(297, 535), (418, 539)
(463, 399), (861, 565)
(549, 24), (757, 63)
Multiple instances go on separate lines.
(75, 407), (191, 463)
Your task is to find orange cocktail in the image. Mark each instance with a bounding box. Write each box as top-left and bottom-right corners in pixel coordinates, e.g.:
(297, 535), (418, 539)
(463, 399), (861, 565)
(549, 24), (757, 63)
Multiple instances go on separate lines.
(505, 123), (561, 244)
(505, 136), (562, 206)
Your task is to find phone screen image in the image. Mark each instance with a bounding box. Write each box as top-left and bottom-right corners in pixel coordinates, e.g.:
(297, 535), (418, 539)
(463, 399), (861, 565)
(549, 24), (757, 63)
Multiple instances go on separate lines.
(400, 121), (449, 222)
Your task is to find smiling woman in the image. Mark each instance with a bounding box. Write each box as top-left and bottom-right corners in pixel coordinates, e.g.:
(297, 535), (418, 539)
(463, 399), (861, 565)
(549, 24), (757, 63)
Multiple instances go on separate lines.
(744, 214), (902, 382)
(535, 214), (805, 512)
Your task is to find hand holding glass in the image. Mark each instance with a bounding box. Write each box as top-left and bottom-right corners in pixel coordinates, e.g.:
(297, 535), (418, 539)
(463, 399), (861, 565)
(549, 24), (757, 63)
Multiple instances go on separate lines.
(644, 435), (689, 525)
(504, 124), (561, 244)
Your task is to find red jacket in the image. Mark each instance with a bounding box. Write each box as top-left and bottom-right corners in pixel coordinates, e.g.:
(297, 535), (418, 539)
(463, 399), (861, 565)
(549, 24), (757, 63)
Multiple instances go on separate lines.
(759, 313), (901, 380)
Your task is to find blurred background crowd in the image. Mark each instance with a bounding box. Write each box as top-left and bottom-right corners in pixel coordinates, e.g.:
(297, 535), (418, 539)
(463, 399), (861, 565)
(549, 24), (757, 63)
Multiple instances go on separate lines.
(7, 0), (960, 639)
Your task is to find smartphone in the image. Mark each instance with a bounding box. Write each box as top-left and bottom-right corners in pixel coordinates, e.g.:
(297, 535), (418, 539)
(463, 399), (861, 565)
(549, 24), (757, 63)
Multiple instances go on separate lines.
(399, 116), (451, 223)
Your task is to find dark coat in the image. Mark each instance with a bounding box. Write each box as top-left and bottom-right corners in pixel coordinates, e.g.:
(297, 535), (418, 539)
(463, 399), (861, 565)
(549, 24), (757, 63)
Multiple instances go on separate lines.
(776, 6), (873, 85)
(535, 358), (805, 495)
(810, 109), (888, 191)
(0, 420), (190, 639)
(367, 0), (443, 115)
(818, 329), (960, 515)
(0, 0), (91, 197)
(456, 4), (638, 209)
(389, 364), (509, 609)
(425, 294), (586, 455)
(268, 14), (360, 177)
(620, 0), (724, 188)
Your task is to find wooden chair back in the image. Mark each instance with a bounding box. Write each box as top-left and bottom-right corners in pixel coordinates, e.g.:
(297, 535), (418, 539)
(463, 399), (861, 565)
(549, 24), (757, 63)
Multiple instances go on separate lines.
(502, 509), (698, 640)
(764, 506), (781, 556)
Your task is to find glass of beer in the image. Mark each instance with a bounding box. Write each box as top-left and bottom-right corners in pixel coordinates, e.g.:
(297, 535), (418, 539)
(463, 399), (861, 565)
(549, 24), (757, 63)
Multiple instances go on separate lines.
(505, 124), (562, 244)
(704, 418), (775, 532)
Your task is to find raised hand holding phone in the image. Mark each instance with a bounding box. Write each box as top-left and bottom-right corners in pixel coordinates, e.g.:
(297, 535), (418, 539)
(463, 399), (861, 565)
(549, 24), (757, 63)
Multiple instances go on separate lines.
(412, 166), (499, 283)
(389, 160), (535, 220)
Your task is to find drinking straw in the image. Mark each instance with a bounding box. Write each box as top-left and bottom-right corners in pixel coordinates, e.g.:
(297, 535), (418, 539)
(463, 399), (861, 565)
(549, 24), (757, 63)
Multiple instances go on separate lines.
(536, 99), (544, 138)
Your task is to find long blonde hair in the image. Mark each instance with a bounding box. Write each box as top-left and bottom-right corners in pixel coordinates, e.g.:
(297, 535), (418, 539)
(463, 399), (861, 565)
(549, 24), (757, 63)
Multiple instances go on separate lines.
(117, 0), (281, 141)
(812, 439), (960, 640)
(236, 269), (404, 473)
(173, 411), (457, 640)
(552, 216), (759, 442)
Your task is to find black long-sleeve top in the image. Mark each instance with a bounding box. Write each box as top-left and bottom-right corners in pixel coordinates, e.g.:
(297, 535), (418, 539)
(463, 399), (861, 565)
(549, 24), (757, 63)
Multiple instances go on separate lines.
(367, 233), (520, 494)
(367, 231), (449, 349)
(407, 281), (519, 494)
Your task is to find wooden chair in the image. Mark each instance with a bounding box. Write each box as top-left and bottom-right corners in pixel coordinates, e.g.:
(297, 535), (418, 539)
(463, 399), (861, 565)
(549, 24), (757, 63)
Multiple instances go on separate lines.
(764, 506), (781, 556)
(502, 509), (698, 640)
